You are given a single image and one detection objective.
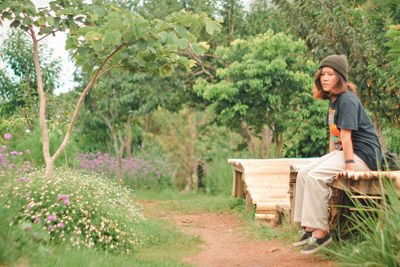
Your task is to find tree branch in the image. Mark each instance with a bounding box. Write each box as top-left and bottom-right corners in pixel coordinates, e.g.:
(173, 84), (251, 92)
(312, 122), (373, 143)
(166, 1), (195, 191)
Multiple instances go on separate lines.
(51, 42), (128, 162)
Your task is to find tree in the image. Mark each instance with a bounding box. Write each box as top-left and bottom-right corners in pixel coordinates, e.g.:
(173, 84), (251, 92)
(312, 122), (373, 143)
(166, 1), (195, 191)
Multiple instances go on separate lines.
(0, 30), (60, 130)
(273, 0), (400, 151)
(194, 31), (322, 157)
(0, 0), (220, 178)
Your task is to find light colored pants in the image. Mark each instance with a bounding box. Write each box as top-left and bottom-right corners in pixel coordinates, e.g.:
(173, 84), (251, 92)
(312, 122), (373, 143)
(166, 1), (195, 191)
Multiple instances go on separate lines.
(293, 150), (370, 230)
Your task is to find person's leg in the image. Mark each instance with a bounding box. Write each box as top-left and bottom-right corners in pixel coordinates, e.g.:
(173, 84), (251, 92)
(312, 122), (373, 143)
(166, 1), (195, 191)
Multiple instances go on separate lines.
(292, 151), (343, 247)
(301, 151), (370, 231)
(293, 151), (340, 224)
(300, 151), (370, 254)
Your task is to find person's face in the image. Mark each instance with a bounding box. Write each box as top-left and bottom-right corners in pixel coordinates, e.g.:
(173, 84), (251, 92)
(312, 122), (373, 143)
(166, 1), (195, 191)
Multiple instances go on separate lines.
(320, 67), (339, 92)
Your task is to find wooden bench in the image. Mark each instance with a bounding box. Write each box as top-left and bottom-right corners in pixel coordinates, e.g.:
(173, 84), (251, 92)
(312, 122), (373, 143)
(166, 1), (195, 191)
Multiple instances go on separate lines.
(228, 158), (315, 222)
(289, 164), (400, 231)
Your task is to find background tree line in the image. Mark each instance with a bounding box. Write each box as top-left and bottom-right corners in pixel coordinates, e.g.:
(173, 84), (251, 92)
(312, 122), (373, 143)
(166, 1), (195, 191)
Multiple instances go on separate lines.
(1, 0), (399, 191)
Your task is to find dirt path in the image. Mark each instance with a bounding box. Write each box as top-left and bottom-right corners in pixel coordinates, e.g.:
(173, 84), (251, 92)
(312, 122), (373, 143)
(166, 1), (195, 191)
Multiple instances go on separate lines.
(142, 202), (337, 267)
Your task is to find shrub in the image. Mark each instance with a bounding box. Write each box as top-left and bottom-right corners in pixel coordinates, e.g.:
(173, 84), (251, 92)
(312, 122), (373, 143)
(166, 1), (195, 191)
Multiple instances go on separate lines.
(74, 152), (173, 190)
(202, 153), (233, 195)
(1, 164), (144, 254)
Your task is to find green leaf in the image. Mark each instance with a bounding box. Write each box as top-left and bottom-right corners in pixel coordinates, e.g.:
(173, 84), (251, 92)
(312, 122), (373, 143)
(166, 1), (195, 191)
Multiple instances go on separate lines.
(10, 20), (20, 28)
(93, 39), (103, 51)
(113, 30), (121, 44)
(133, 24), (144, 39)
(37, 17), (46, 26)
(158, 31), (168, 43)
(174, 25), (188, 38)
(104, 30), (115, 45)
(137, 39), (147, 51)
(177, 38), (188, 49)
(191, 43), (204, 56)
(205, 21), (220, 35)
(47, 16), (54, 26)
(22, 17), (33, 25)
(122, 30), (135, 42)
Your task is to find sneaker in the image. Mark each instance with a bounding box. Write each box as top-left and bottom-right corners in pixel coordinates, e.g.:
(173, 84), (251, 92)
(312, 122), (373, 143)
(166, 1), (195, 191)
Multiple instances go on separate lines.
(292, 229), (313, 247)
(301, 233), (332, 255)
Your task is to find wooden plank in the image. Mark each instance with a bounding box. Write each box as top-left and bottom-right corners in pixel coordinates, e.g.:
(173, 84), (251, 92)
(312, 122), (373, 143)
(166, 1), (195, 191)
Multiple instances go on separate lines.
(350, 195), (382, 200)
(228, 158), (316, 222)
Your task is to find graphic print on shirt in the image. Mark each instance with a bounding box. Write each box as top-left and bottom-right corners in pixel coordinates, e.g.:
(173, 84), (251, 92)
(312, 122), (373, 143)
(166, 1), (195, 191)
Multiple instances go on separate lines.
(328, 107), (342, 150)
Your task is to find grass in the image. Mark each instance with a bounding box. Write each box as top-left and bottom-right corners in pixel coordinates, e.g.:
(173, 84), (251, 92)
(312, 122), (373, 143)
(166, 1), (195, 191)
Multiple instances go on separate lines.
(134, 188), (246, 214)
(326, 178), (400, 266)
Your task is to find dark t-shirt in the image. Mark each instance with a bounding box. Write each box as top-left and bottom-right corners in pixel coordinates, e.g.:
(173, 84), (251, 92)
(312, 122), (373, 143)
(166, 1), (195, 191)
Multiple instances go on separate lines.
(325, 90), (382, 170)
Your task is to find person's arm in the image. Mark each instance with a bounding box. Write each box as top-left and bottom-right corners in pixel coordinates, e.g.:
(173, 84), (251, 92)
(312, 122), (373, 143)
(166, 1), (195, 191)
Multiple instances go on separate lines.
(341, 128), (354, 172)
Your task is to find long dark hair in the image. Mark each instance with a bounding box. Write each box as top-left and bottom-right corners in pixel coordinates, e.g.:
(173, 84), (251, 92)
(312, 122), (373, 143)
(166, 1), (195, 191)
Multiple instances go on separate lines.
(312, 68), (358, 100)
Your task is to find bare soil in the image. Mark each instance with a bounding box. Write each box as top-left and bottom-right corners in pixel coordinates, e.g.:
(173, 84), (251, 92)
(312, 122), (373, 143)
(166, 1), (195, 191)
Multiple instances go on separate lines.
(141, 202), (337, 267)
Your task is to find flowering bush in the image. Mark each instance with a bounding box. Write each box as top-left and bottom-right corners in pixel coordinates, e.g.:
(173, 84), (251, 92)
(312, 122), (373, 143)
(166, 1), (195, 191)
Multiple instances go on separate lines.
(1, 134), (33, 178)
(75, 152), (173, 189)
(1, 166), (145, 254)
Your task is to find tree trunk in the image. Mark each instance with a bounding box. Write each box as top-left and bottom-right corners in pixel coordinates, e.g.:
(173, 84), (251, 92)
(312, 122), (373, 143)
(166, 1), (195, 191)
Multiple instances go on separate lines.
(30, 28), (53, 178)
(274, 133), (283, 158)
(184, 112), (196, 192)
(191, 160), (200, 193)
(103, 116), (124, 186)
(125, 115), (133, 159)
(240, 120), (257, 156)
(261, 126), (272, 158)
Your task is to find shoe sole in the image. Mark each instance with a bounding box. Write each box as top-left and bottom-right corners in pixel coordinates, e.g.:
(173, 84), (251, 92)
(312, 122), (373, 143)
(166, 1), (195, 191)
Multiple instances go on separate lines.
(292, 239), (310, 247)
(300, 236), (333, 255)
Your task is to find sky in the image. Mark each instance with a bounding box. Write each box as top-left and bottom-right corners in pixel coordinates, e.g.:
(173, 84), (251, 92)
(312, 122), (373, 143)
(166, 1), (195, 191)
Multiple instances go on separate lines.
(0, 0), (253, 95)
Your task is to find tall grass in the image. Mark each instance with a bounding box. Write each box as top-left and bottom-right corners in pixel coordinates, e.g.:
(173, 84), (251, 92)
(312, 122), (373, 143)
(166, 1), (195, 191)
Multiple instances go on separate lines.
(329, 177), (400, 266)
(203, 154), (234, 195)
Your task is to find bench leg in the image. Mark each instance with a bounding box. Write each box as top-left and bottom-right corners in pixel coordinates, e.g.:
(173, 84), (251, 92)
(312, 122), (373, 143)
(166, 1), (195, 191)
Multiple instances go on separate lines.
(246, 192), (253, 211)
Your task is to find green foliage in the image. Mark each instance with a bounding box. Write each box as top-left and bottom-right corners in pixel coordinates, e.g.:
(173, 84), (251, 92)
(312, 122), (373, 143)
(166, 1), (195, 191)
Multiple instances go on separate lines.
(383, 126), (400, 154)
(274, 0), (400, 128)
(194, 31), (322, 156)
(202, 152), (233, 195)
(328, 179), (400, 266)
(243, 0), (287, 36)
(385, 24), (400, 128)
(282, 99), (329, 157)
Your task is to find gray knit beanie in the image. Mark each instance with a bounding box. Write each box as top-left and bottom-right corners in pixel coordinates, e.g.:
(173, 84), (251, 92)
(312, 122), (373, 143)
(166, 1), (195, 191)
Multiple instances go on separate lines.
(319, 54), (348, 81)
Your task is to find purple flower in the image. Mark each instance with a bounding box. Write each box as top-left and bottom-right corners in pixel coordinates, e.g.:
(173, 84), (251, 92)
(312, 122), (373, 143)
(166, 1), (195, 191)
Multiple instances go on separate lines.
(47, 215), (57, 222)
(58, 194), (70, 205)
(26, 193), (30, 197)
(27, 204), (32, 209)
(18, 152), (23, 156)
(24, 168), (29, 172)
(26, 149), (30, 154)
(1, 145), (6, 151)
(34, 217), (40, 223)
(8, 164), (14, 169)
(19, 177), (25, 182)
(26, 225), (32, 231)
(3, 133), (11, 140)
(58, 222), (64, 228)
(57, 194), (68, 200)
(10, 151), (18, 155)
